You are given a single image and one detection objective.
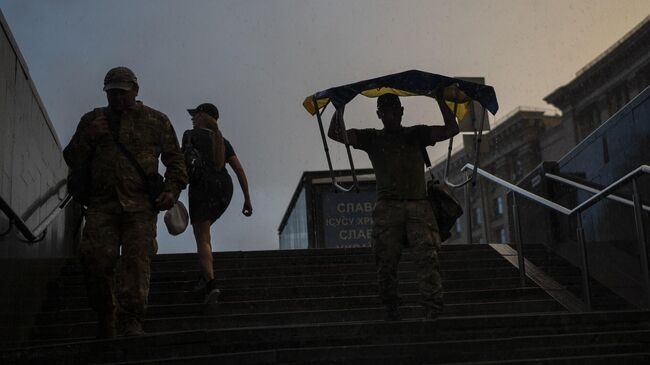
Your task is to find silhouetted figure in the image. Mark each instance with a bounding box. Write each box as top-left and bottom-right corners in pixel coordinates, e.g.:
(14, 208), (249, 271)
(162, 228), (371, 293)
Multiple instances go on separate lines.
(63, 67), (188, 338)
(327, 91), (458, 320)
(182, 103), (252, 305)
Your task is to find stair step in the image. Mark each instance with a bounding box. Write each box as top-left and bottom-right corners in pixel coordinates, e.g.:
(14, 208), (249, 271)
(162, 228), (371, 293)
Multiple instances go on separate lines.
(27, 276), (536, 310)
(450, 352), (650, 365)
(6, 311), (650, 364)
(16, 299), (565, 342)
(56, 266), (524, 296)
(93, 342), (647, 365)
(28, 287), (551, 325)
(14, 245), (501, 271)
(56, 257), (520, 282)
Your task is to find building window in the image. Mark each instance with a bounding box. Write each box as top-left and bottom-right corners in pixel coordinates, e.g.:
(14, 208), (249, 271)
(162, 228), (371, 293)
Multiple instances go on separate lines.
(494, 196), (504, 216)
(474, 207), (483, 226)
(496, 227), (507, 244)
(591, 107), (600, 128)
(455, 220), (462, 235)
(513, 159), (524, 181)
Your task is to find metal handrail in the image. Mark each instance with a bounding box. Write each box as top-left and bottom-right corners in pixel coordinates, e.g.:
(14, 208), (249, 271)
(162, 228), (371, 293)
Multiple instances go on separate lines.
(461, 164), (572, 215)
(0, 190), (72, 243)
(545, 172), (650, 213)
(461, 164), (650, 217)
(461, 163), (650, 311)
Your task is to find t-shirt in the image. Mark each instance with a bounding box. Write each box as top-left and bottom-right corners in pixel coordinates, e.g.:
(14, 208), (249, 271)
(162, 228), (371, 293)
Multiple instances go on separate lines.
(224, 138), (235, 162)
(351, 125), (434, 201)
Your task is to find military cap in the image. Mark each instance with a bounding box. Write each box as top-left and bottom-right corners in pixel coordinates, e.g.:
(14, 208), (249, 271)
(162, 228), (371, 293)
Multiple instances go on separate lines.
(103, 66), (138, 91)
(187, 103), (219, 120)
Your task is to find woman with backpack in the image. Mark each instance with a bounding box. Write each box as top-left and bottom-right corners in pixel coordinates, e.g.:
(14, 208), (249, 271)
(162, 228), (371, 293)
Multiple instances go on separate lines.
(181, 103), (253, 304)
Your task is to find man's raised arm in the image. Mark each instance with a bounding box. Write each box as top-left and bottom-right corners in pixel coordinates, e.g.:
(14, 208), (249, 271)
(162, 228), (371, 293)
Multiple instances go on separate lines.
(427, 88), (460, 144)
(327, 108), (358, 146)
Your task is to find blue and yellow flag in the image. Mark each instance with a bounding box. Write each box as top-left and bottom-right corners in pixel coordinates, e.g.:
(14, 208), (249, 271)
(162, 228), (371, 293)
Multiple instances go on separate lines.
(302, 69), (499, 121)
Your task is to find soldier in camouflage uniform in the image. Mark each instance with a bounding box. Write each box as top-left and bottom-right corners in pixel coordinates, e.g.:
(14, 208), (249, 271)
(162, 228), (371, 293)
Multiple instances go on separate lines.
(63, 67), (188, 338)
(328, 91), (458, 320)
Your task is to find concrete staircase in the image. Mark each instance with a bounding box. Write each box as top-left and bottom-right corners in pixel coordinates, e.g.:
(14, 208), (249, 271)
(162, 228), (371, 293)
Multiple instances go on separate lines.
(2, 244), (650, 364)
(522, 244), (635, 310)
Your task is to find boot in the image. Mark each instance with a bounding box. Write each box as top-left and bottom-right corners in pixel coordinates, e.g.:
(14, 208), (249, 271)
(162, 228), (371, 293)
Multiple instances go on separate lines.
(96, 310), (116, 339)
(121, 317), (145, 336)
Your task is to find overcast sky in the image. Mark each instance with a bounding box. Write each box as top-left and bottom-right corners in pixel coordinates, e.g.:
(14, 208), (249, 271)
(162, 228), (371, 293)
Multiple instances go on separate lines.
(1, 0), (648, 253)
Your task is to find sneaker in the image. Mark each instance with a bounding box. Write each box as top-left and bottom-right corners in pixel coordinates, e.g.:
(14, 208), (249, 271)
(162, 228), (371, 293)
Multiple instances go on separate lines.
(193, 275), (207, 293)
(384, 304), (402, 321)
(204, 279), (221, 305)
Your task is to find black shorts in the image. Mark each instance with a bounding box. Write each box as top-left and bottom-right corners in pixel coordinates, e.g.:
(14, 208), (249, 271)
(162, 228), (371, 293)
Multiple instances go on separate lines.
(188, 170), (233, 224)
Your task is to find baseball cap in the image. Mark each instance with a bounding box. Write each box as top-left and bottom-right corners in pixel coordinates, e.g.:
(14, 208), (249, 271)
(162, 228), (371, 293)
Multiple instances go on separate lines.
(187, 103), (220, 120)
(377, 93), (401, 110)
(103, 66), (138, 91)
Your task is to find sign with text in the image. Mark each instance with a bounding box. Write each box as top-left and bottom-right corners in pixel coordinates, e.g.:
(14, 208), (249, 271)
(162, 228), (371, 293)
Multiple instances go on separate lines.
(321, 190), (377, 248)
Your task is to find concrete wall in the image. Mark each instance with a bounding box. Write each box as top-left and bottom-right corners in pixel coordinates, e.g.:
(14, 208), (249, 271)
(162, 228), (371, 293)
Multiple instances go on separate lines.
(0, 11), (77, 345)
(0, 12), (74, 259)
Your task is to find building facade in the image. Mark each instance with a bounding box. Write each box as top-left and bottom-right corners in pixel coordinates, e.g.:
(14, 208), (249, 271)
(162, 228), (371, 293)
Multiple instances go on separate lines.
(430, 15), (650, 246)
(544, 15), (650, 148)
(428, 108), (561, 245)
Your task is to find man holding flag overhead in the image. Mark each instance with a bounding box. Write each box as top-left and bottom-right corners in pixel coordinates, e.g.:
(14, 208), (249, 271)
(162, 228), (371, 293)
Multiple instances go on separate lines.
(327, 89), (458, 321)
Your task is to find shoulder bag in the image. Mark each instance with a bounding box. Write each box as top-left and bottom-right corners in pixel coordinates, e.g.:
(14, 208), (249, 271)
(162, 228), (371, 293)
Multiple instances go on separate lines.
(421, 146), (464, 241)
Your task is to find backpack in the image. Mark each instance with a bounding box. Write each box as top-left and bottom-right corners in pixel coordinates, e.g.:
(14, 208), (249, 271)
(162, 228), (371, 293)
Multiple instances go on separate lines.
(67, 108), (105, 206)
(182, 130), (206, 182)
(67, 167), (92, 206)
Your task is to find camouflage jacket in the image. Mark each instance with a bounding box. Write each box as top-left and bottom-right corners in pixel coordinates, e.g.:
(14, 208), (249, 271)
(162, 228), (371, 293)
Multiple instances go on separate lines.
(63, 102), (188, 212)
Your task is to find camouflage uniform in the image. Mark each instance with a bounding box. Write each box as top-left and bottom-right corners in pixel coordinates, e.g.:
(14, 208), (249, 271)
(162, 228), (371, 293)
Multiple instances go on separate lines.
(371, 200), (443, 312)
(351, 124), (443, 316)
(63, 74), (188, 331)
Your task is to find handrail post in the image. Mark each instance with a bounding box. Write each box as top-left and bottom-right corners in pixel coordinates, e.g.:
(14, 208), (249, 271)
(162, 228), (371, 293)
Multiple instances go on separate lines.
(632, 178), (650, 308)
(464, 170), (472, 244)
(313, 101), (358, 192)
(512, 193), (526, 287)
(312, 99), (337, 188)
(576, 212), (592, 311)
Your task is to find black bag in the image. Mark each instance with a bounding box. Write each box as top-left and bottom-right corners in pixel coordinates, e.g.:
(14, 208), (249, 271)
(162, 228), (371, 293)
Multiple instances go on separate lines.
(427, 179), (463, 241)
(104, 109), (165, 211)
(68, 116), (98, 206)
(114, 140), (165, 210)
(182, 130), (206, 182)
(144, 172), (165, 207)
(421, 147), (464, 241)
(67, 165), (92, 206)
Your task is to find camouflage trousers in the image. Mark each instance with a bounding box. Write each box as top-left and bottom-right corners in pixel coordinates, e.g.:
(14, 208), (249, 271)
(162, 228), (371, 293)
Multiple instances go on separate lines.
(78, 209), (158, 325)
(371, 199), (443, 312)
